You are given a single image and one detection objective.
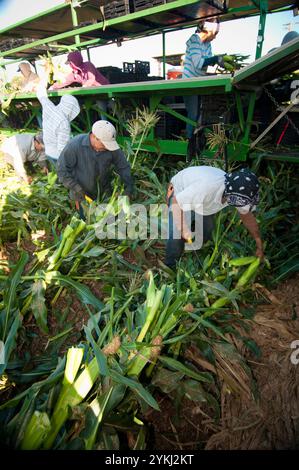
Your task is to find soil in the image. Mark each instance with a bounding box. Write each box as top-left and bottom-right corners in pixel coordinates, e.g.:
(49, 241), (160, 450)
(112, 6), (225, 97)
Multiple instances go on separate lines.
(147, 274), (299, 450)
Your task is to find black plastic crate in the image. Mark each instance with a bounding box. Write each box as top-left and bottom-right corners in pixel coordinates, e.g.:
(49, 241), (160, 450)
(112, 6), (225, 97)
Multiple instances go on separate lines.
(123, 62), (136, 73)
(133, 0), (167, 12)
(104, 0), (131, 19)
(135, 60), (150, 75)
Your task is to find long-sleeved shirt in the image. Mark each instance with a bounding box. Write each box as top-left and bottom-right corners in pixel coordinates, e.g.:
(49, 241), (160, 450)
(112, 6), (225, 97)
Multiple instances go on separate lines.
(182, 34), (212, 79)
(37, 86), (80, 159)
(1, 133), (46, 180)
(57, 134), (134, 199)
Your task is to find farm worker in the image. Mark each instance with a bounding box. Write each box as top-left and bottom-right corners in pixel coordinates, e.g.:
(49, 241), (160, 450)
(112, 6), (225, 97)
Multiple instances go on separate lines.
(182, 19), (226, 159)
(49, 50), (109, 119)
(165, 166), (263, 269)
(17, 60), (39, 93)
(57, 120), (134, 216)
(1, 132), (46, 184)
(268, 30), (299, 53)
(36, 84), (80, 168)
(49, 51), (109, 90)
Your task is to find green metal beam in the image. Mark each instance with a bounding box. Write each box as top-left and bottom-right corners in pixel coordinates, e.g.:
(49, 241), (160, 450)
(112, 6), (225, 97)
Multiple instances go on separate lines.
(0, 0), (201, 58)
(158, 103), (196, 127)
(255, 0), (268, 59)
(249, 152), (299, 163)
(12, 76), (232, 101)
(70, 3), (80, 47)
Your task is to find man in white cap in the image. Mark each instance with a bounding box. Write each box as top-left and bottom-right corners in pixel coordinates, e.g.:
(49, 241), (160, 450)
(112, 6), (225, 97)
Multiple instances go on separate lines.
(57, 120), (133, 211)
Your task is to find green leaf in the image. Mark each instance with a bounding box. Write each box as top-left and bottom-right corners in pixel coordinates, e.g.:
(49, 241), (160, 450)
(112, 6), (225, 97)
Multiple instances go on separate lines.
(82, 247), (106, 258)
(2, 251), (28, 340)
(158, 356), (214, 384)
(182, 379), (207, 403)
(31, 275), (48, 334)
(50, 273), (104, 311)
(110, 370), (159, 410)
(152, 368), (184, 394)
(84, 326), (108, 376)
(0, 312), (22, 375)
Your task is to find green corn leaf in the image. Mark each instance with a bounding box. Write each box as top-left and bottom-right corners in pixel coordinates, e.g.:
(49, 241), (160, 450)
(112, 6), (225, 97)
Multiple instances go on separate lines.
(50, 273), (104, 311)
(82, 388), (113, 450)
(0, 312), (22, 375)
(84, 326), (109, 376)
(81, 247), (106, 258)
(30, 275), (48, 334)
(2, 251), (28, 341)
(110, 370), (159, 410)
(158, 356), (214, 384)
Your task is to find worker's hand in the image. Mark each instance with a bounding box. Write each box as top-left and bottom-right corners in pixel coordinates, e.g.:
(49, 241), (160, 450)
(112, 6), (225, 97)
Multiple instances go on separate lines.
(182, 231), (193, 243)
(24, 176), (33, 185)
(216, 55), (226, 68)
(41, 167), (49, 175)
(73, 191), (84, 202)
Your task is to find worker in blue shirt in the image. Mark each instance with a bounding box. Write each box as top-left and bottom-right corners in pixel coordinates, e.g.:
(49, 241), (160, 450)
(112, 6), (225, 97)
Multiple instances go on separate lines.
(183, 18), (225, 159)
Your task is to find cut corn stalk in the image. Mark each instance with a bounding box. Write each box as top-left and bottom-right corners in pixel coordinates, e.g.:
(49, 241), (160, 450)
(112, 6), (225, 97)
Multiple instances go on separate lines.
(21, 411), (51, 450)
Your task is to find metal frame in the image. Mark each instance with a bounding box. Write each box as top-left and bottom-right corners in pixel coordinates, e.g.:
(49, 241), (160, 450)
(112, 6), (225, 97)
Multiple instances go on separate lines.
(1, 0), (298, 163)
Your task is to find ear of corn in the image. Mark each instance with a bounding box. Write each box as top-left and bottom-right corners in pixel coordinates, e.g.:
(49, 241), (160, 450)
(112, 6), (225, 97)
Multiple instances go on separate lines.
(43, 355), (100, 449)
(21, 411), (51, 450)
(236, 258), (261, 288)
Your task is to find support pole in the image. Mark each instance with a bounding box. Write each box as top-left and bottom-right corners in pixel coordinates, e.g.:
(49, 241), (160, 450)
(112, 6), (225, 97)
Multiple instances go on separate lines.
(71, 2), (80, 47)
(162, 32), (166, 79)
(255, 0), (268, 59)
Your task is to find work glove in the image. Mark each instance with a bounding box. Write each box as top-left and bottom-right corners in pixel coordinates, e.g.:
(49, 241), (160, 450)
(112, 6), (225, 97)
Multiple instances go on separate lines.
(203, 55), (225, 67)
(72, 184), (85, 202)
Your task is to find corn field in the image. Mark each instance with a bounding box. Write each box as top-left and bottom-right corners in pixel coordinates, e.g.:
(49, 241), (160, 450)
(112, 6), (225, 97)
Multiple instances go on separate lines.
(0, 144), (298, 450)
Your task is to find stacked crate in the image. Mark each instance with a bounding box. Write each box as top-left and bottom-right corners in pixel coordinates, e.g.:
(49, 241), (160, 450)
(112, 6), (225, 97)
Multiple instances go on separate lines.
(133, 0), (173, 12)
(103, 0), (131, 19)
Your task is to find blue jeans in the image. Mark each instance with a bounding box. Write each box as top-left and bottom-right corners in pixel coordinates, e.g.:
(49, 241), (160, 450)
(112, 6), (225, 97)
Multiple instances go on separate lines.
(184, 95), (201, 139)
(164, 196), (215, 268)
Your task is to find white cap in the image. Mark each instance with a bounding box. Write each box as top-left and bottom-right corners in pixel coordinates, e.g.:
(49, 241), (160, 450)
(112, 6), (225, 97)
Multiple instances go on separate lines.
(91, 120), (119, 151)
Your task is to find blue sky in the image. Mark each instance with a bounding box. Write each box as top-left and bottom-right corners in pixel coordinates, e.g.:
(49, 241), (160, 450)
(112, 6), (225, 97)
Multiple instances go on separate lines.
(0, 0), (298, 75)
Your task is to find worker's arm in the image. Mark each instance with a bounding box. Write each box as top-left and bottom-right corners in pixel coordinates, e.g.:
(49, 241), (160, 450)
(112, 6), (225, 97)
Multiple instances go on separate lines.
(50, 72), (77, 90)
(83, 70), (99, 87)
(57, 144), (84, 200)
(239, 212), (264, 259)
(56, 120), (71, 156)
(171, 195), (192, 241)
(12, 147), (28, 183)
(112, 149), (134, 196)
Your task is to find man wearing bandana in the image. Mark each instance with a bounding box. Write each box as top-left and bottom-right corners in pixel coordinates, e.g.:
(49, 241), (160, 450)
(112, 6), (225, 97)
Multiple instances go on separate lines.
(165, 166), (263, 269)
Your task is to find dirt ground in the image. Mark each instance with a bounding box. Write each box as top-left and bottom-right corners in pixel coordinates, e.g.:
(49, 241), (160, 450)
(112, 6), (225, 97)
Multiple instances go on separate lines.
(148, 274), (299, 450)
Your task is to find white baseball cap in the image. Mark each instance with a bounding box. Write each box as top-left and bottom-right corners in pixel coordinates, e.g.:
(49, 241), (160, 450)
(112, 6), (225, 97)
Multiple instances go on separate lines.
(91, 120), (119, 151)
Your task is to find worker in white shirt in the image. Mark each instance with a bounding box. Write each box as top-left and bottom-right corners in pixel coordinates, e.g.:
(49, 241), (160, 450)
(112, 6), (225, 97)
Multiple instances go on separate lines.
(165, 166), (263, 268)
(1, 132), (46, 184)
(36, 84), (80, 167)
